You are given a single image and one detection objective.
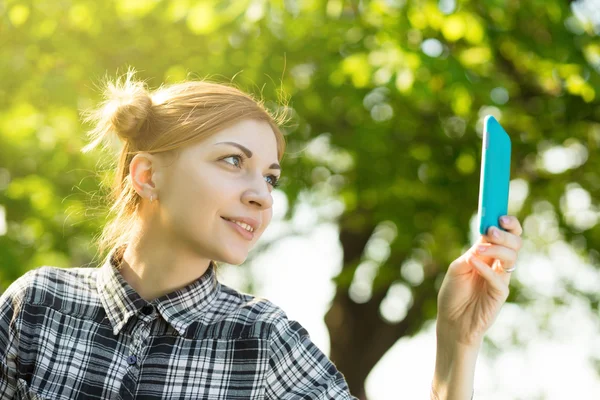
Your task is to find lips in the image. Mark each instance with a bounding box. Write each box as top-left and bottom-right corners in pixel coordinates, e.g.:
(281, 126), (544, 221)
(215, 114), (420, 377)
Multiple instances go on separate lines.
(222, 217), (255, 240)
(220, 216), (260, 232)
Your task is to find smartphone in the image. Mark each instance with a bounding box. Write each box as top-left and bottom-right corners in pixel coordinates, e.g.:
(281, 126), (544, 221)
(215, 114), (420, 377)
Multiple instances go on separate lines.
(477, 115), (511, 235)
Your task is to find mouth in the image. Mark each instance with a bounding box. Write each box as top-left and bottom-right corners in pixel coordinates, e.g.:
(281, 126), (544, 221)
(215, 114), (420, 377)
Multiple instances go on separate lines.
(221, 217), (255, 232)
(221, 216), (259, 232)
(222, 217), (255, 240)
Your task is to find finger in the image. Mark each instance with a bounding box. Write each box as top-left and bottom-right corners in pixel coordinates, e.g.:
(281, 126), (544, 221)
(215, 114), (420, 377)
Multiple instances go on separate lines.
(491, 259), (515, 275)
(474, 243), (518, 267)
(499, 215), (523, 236)
(486, 226), (523, 252)
(468, 254), (510, 297)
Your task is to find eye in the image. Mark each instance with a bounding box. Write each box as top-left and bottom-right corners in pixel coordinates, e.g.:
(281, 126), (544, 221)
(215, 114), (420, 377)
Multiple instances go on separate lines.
(222, 153), (281, 188)
(266, 175), (281, 188)
(222, 153), (244, 168)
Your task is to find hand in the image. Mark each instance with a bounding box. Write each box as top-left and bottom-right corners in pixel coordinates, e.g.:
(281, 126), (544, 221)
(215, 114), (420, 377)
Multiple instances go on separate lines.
(436, 216), (523, 347)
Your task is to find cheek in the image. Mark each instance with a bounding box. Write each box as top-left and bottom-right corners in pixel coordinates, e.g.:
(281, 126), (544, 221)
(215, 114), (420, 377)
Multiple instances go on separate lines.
(185, 170), (232, 205)
(167, 175), (223, 224)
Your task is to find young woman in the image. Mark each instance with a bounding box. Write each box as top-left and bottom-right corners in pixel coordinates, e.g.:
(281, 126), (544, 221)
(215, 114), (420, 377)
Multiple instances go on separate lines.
(0, 70), (523, 399)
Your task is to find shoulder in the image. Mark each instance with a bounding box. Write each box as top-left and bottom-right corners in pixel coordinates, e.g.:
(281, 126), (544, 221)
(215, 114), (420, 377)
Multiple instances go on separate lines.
(200, 282), (301, 340)
(0, 265), (99, 314)
(0, 268), (39, 313)
(235, 288), (356, 399)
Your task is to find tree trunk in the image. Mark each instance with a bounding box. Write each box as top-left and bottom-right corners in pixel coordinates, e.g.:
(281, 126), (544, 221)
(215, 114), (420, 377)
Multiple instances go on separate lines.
(324, 210), (439, 398)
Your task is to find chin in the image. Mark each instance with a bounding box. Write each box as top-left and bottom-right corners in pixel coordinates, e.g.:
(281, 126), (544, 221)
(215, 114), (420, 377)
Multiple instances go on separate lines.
(220, 253), (248, 266)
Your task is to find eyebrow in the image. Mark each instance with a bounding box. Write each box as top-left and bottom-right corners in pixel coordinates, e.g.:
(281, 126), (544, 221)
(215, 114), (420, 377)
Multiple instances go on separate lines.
(215, 141), (281, 170)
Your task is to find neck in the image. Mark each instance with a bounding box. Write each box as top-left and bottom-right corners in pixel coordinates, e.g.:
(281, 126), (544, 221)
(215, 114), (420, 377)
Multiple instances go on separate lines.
(119, 223), (212, 302)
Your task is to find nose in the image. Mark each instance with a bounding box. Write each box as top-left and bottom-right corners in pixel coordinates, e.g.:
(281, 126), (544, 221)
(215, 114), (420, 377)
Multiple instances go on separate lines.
(241, 173), (273, 210)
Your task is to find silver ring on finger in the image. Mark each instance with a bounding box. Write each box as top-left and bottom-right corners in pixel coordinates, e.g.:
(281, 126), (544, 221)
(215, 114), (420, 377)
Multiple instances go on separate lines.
(502, 265), (517, 273)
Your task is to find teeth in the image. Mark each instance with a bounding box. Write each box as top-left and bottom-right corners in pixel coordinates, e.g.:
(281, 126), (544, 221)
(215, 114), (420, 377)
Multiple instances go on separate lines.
(228, 219), (254, 232)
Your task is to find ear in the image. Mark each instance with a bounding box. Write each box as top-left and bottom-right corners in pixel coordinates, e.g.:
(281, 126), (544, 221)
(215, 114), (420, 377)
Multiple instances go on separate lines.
(129, 152), (159, 199)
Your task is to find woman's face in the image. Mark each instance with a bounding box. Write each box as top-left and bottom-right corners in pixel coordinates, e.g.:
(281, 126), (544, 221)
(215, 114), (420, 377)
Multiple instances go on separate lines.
(137, 118), (280, 265)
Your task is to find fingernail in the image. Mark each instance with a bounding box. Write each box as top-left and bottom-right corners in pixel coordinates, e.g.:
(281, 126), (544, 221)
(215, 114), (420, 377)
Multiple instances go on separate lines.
(477, 245), (487, 253)
(492, 227), (501, 238)
(501, 216), (510, 224)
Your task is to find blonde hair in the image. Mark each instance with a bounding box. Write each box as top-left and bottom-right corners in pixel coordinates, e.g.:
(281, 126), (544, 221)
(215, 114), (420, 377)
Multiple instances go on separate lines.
(81, 68), (288, 263)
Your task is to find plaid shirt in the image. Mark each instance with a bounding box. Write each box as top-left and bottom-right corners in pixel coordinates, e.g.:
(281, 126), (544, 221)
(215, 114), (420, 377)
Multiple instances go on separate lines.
(0, 246), (356, 399)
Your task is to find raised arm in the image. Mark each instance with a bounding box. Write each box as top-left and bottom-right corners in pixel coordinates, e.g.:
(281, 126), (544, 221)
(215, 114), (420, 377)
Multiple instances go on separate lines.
(430, 216), (523, 399)
(431, 337), (478, 400)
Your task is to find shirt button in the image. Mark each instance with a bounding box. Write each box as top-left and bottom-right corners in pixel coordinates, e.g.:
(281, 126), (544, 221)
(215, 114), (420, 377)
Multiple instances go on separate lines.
(127, 355), (137, 365)
(140, 305), (154, 315)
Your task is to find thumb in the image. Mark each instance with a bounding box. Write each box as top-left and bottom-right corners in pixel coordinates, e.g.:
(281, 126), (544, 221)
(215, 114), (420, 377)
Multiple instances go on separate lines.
(450, 238), (488, 275)
(469, 255), (509, 298)
(449, 252), (475, 275)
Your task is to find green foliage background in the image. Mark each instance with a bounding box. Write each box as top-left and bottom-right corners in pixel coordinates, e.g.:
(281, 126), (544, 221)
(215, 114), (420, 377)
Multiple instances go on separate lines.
(1, 0), (599, 395)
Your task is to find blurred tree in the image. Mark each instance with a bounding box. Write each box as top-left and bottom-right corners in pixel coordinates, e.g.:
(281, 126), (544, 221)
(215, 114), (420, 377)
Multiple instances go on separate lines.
(1, 0), (599, 398)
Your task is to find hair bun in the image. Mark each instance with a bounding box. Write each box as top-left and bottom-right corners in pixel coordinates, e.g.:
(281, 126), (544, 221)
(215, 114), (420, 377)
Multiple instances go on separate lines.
(107, 77), (152, 141)
(80, 69), (152, 154)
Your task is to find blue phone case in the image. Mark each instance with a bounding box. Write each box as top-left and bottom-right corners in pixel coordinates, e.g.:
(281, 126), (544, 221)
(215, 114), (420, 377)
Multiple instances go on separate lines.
(477, 115), (511, 235)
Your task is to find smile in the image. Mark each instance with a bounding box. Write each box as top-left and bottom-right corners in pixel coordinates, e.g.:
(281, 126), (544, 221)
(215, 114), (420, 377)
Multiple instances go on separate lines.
(222, 217), (255, 240)
(225, 218), (254, 232)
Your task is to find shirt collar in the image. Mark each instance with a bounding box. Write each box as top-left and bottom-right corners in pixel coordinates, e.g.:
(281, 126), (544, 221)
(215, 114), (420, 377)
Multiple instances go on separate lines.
(97, 245), (220, 336)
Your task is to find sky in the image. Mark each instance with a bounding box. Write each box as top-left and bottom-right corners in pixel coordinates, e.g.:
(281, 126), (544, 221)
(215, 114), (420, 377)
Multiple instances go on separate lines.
(218, 192), (600, 399)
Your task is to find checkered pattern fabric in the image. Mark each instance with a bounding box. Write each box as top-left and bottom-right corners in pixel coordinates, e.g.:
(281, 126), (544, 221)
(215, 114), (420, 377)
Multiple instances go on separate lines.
(0, 246), (355, 399)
